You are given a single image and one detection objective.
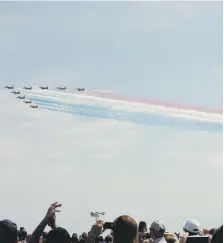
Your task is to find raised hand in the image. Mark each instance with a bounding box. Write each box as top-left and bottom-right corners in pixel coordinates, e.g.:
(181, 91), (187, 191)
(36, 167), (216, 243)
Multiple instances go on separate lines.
(179, 232), (189, 243)
(45, 202), (62, 229)
(202, 229), (210, 235)
(89, 220), (104, 238)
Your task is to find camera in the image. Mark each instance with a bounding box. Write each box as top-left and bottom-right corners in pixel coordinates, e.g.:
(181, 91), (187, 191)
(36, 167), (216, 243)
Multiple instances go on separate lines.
(103, 222), (114, 230)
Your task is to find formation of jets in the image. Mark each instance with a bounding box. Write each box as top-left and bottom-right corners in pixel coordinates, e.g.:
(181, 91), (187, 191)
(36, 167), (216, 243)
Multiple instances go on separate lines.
(4, 85), (86, 110)
(4, 85), (85, 92)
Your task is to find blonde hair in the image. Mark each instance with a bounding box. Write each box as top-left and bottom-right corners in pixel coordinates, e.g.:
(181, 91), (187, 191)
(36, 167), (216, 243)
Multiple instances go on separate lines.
(164, 233), (179, 243)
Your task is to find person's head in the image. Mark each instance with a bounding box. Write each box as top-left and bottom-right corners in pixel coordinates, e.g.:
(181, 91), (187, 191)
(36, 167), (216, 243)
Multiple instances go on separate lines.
(139, 222), (147, 233)
(19, 228), (27, 241)
(183, 219), (200, 236)
(0, 219), (18, 243)
(71, 233), (79, 243)
(46, 227), (70, 243)
(164, 233), (178, 243)
(149, 221), (166, 240)
(82, 232), (88, 239)
(105, 235), (113, 243)
(113, 215), (138, 243)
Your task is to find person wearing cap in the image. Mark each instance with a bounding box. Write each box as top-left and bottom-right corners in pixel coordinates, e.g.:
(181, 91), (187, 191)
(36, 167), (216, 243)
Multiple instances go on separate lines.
(150, 221), (167, 243)
(183, 219), (200, 236)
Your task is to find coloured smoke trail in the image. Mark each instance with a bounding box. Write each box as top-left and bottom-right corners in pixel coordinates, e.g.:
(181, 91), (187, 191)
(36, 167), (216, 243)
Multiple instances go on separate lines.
(16, 87), (222, 133)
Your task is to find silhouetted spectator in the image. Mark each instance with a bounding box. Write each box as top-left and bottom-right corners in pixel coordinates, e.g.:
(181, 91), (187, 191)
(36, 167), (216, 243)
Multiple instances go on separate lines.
(0, 219), (18, 243)
(211, 225), (223, 243)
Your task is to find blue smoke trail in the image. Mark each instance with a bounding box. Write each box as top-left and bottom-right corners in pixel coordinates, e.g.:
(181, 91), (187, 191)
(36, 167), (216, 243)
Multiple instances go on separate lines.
(26, 96), (222, 133)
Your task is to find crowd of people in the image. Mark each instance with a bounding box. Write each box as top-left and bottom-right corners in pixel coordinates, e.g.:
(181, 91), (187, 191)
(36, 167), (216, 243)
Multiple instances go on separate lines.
(0, 202), (222, 243)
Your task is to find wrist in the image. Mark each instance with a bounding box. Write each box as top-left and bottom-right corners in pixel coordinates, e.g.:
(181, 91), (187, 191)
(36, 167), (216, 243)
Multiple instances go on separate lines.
(42, 218), (48, 225)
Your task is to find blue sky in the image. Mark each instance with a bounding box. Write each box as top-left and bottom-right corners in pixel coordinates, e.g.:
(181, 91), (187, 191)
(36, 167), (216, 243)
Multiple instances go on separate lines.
(0, 1), (222, 236)
(0, 1), (222, 109)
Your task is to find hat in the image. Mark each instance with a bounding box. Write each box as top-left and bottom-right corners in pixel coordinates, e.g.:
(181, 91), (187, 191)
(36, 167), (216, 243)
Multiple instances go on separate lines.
(150, 221), (166, 232)
(183, 219), (200, 234)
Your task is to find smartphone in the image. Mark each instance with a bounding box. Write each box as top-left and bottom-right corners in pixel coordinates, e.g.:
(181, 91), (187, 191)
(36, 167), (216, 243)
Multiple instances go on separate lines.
(103, 222), (114, 230)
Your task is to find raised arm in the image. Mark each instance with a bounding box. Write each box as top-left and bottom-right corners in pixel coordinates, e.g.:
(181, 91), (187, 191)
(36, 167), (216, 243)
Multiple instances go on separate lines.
(86, 220), (104, 243)
(28, 202), (61, 243)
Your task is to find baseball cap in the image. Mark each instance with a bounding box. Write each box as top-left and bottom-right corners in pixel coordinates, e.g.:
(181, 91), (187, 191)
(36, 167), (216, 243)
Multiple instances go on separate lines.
(150, 221), (166, 232)
(183, 219), (200, 234)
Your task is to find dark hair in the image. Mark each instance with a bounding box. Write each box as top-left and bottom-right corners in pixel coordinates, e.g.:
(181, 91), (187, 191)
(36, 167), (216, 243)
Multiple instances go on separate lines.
(46, 227), (71, 243)
(19, 229), (27, 241)
(71, 233), (79, 243)
(113, 215), (138, 243)
(183, 228), (198, 236)
(0, 220), (18, 243)
(139, 221), (147, 233)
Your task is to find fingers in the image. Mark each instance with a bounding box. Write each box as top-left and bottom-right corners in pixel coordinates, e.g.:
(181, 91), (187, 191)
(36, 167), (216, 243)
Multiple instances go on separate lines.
(96, 220), (104, 227)
(50, 203), (62, 210)
(47, 202), (62, 215)
(97, 220), (104, 224)
(51, 202), (62, 208)
(51, 202), (59, 207)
